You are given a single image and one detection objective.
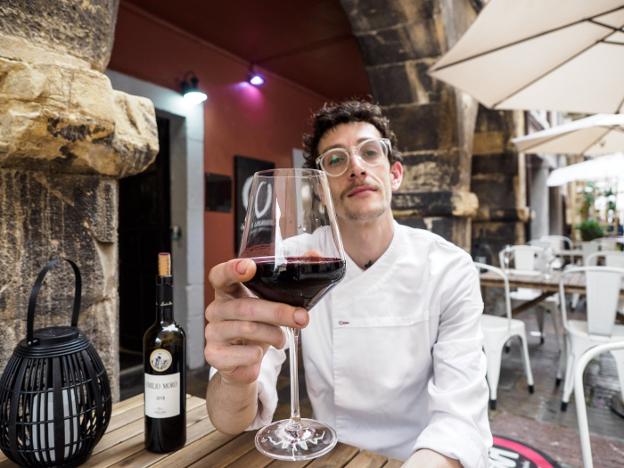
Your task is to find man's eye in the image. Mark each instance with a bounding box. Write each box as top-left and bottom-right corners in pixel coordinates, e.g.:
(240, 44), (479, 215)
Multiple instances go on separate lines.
(327, 153), (346, 166)
(363, 150), (380, 158)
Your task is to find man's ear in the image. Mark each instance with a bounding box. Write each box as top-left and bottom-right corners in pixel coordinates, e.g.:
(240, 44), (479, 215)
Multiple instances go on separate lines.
(390, 161), (403, 191)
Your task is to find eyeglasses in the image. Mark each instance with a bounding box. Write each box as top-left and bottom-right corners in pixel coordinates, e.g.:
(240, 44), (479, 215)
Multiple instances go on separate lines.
(315, 138), (391, 177)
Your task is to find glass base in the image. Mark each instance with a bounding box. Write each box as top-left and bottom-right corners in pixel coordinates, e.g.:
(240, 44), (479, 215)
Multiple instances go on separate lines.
(255, 418), (337, 461)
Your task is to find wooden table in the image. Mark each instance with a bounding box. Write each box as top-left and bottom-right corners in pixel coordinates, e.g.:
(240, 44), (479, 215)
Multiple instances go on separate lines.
(479, 269), (624, 315)
(0, 394), (402, 468)
(479, 270), (586, 293)
(553, 249), (583, 258)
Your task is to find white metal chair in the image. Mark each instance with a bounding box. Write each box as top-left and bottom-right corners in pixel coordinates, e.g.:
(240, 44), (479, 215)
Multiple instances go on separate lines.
(558, 266), (624, 411)
(499, 245), (544, 273)
(581, 240), (601, 266)
(475, 262), (534, 410)
(596, 237), (618, 251)
(586, 251), (624, 268)
(498, 245), (562, 341)
(586, 252), (624, 317)
(574, 341), (624, 468)
(539, 235), (573, 251)
(500, 245), (566, 383)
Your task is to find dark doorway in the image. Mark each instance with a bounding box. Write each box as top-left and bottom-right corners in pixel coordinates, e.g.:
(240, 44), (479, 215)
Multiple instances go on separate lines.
(118, 116), (171, 371)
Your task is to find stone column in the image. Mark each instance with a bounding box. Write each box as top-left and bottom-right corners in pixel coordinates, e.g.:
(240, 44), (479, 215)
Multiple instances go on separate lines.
(340, 0), (480, 248)
(471, 107), (529, 262)
(0, 0), (158, 401)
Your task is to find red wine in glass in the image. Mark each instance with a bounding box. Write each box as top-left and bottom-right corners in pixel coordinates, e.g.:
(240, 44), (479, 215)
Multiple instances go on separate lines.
(245, 256), (345, 309)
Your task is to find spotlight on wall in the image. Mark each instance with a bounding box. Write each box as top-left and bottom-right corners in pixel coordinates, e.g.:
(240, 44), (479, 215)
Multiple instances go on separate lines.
(247, 66), (265, 87)
(180, 71), (207, 105)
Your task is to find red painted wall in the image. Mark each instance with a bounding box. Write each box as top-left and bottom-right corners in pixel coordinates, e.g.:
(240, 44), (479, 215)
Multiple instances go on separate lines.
(109, 4), (327, 306)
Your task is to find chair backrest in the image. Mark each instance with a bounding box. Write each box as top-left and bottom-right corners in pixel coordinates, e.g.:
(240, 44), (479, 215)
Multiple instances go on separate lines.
(581, 240), (600, 265)
(586, 251), (624, 268)
(474, 262), (512, 323)
(596, 237), (618, 251)
(559, 266), (624, 336)
(528, 239), (551, 250)
(540, 235), (572, 250)
(498, 245), (544, 271)
(606, 252), (624, 268)
(574, 341), (624, 468)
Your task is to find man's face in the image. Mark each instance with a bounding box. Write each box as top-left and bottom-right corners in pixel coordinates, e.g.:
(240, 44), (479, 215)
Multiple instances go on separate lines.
(317, 122), (403, 223)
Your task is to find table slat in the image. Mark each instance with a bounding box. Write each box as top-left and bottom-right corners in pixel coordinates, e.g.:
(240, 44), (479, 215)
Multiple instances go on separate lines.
(382, 459), (404, 468)
(92, 396), (206, 457)
(188, 431), (255, 467)
(110, 394), (144, 416)
(225, 445), (274, 468)
(106, 406), (215, 467)
(265, 455), (310, 467)
(85, 402), (213, 467)
(105, 403), (145, 433)
(343, 450), (386, 468)
(148, 430), (236, 467)
(306, 442), (360, 467)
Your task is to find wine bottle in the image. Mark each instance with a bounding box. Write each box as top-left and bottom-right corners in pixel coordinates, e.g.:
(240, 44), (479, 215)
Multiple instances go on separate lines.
(143, 252), (186, 452)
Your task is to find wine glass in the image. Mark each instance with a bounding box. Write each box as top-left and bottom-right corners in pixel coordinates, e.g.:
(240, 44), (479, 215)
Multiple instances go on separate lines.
(542, 247), (556, 279)
(502, 245), (512, 271)
(238, 168), (346, 461)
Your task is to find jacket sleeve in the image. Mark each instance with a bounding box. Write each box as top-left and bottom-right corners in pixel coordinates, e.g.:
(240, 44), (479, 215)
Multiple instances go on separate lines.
(412, 252), (492, 468)
(208, 343), (286, 430)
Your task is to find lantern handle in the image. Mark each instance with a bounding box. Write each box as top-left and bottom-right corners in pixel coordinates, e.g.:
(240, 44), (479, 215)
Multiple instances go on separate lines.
(26, 257), (82, 345)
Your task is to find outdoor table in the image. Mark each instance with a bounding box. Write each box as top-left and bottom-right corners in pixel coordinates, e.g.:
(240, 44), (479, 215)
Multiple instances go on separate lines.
(0, 394), (402, 468)
(553, 248), (583, 258)
(478, 269), (624, 315)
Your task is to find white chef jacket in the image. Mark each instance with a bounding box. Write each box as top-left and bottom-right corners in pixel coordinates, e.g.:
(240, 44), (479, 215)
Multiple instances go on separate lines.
(211, 221), (492, 467)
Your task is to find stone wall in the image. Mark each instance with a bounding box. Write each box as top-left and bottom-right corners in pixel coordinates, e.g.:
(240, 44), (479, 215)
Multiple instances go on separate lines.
(0, 171), (119, 384)
(0, 0), (119, 71)
(0, 0), (158, 401)
(471, 106), (529, 264)
(340, 0), (480, 248)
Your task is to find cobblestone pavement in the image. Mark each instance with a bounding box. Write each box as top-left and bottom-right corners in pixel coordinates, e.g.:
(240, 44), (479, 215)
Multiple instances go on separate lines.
(489, 304), (624, 468)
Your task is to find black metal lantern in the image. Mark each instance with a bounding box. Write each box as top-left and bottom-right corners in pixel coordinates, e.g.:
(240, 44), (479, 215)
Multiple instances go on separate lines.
(0, 257), (111, 467)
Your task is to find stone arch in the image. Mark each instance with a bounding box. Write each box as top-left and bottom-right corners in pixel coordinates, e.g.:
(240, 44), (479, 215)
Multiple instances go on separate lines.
(339, 0), (486, 248)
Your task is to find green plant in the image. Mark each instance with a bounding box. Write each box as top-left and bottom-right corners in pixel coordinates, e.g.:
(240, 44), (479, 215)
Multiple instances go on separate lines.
(577, 219), (604, 242)
(605, 187), (617, 212)
(579, 183), (596, 220)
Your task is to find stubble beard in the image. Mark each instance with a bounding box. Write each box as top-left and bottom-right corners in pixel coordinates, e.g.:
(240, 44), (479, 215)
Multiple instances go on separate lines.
(334, 176), (393, 224)
(336, 192), (390, 223)
(341, 204), (387, 223)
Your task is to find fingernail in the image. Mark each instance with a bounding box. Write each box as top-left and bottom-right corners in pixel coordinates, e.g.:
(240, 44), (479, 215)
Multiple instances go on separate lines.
(294, 309), (307, 326)
(236, 260), (247, 275)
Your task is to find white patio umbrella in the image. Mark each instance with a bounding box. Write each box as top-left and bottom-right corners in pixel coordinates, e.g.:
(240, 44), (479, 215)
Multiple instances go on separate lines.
(512, 114), (624, 155)
(429, 1), (624, 114)
(546, 153), (624, 186)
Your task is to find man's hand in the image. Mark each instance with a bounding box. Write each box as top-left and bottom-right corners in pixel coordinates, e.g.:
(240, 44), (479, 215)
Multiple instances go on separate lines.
(204, 258), (310, 387)
(402, 449), (461, 468)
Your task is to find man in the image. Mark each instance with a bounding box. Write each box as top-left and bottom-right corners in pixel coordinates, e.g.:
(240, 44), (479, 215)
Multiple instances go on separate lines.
(205, 101), (492, 467)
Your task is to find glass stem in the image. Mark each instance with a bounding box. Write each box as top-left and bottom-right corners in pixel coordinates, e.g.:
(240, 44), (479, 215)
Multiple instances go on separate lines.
(288, 327), (301, 423)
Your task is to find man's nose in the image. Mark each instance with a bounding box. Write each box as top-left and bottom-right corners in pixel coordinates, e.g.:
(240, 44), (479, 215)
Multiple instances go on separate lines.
(348, 153), (367, 176)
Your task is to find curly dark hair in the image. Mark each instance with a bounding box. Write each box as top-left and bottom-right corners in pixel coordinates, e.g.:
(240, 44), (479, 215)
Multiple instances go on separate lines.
(302, 100), (402, 169)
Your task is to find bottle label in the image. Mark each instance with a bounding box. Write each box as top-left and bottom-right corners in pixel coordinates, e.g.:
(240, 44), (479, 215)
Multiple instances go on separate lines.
(145, 373), (180, 418)
(149, 349), (172, 372)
